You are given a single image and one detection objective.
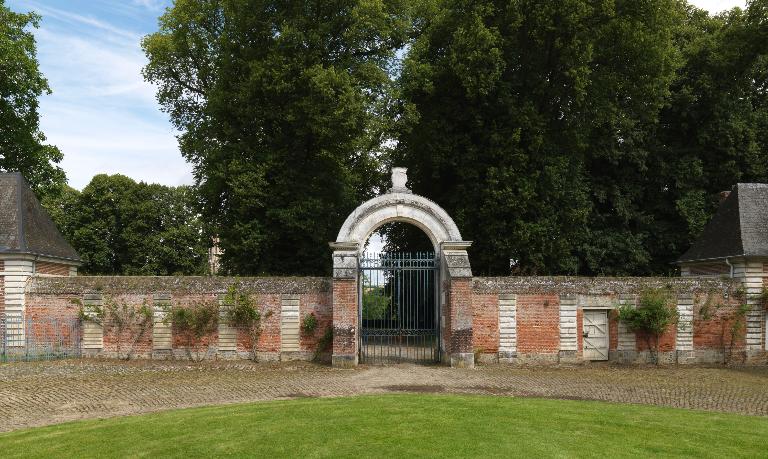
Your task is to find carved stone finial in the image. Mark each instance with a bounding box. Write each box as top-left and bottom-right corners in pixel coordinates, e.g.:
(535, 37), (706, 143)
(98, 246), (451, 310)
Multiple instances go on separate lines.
(389, 167), (411, 194)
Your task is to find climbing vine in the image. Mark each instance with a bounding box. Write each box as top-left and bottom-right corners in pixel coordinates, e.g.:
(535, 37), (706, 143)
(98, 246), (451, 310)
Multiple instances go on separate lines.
(617, 288), (678, 365)
(224, 283), (270, 361)
(168, 299), (219, 362)
(77, 296), (152, 360)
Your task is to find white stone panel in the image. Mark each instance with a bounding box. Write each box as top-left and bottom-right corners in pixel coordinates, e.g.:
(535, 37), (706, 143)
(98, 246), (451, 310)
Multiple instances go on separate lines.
(559, 295), (578, 351)
(281, 295), (300, 353)
(676, 295), (694, 351)
(498, 294), (516, 355)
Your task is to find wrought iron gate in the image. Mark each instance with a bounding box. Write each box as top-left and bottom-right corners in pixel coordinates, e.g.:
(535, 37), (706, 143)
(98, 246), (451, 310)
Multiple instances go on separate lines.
(359, 252), (439, 364)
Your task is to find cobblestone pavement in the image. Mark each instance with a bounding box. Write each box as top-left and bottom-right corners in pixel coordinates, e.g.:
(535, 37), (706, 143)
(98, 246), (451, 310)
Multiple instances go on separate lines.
(2, 360), (768, 432)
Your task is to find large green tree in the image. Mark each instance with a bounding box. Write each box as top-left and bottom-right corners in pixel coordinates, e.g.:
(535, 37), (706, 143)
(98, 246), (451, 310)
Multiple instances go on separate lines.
(650, 1), (768, 262)
(0, 1), (65, 197)
(142, 0), (411, 275)
(394, 0), (682, 275)
(44, 175), (209, 275)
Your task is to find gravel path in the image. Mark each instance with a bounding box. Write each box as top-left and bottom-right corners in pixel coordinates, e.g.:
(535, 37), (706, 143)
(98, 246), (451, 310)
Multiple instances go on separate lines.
(2, 360), (767, 432)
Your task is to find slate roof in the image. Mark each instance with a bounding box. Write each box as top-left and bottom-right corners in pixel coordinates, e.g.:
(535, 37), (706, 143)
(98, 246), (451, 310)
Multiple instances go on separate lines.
(0, 173), (80, 262)
(678, 183), (768, 263)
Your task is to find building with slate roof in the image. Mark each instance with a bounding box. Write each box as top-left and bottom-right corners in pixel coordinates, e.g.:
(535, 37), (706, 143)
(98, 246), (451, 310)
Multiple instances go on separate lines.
(0, 172), (80, 326)
(678, 183), (767, 355)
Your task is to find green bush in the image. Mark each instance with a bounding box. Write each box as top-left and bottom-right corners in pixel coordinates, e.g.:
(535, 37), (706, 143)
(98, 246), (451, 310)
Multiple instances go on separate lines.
(301, 312), (318, 335)
(169, 300), (219, 362)
(362, 287), (391, 320)
(618, 288), (678, 364)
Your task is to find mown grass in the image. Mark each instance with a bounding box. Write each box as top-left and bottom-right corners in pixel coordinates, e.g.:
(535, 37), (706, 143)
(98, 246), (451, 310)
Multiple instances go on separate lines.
(1, 394), (766, 458)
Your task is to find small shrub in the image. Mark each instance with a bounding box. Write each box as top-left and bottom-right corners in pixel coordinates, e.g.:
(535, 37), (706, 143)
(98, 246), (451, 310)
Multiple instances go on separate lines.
(314, 326), (333, 361)
(224, 284), (269, 360)
(169, 299), (219, 362)
(618, 288), (678, 365)
(301, 312), (318, 335)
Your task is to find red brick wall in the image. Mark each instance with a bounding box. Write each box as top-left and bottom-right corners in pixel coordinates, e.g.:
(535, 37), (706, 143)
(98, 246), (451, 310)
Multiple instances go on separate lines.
(36, 261), (71, 276)
(472, 293), (499, 353)
(24, 286), (333, 360)
(576, 308), (583, 356)
(692, 294), (745, 351)
(609, 311), (619, 351)
(100, 294), (155, 357)
(300, 291), (332, 353)
(169, 294), (219, 354)
(332, 278), (357, 356)
(20, 275), (755, 364)
(226, 294), (284, 355)
(636, 329), (676, 352)
(516, 294), (560, 354)
(24, 293), (81, 350)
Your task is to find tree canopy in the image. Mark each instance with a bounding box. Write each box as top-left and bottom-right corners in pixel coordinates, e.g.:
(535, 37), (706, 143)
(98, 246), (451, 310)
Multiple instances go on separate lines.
(43, 175), (209, 275)
(393, 0), (768, 275)
(139, 0), (768, 276)
(143, 0), (412, 275)
(0, 0), (65, 197)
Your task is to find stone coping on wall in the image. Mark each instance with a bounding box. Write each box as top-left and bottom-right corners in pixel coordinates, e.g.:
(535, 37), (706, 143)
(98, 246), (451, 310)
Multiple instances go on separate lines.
(24, 275), (736, 296)
(473, 276), (735, 295)
(26, 276), (332, 295)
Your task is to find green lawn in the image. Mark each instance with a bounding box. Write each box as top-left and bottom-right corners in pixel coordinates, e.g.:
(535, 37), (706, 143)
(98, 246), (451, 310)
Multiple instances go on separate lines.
(1, 394), (766, 458)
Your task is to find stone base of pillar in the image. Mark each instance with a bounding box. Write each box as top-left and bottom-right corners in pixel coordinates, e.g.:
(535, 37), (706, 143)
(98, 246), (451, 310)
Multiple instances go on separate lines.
(450, 352), (474, 368)
(332, 354), (358, 368)
(745, 349), (767, 365)
(498, 351), (517, 364)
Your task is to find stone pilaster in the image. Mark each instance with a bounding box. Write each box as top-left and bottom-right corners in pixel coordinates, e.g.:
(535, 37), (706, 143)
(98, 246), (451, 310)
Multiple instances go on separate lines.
(675, 294), (695, 364)
(498, 294), (517, 362)
(442, 242), (474, 368)
(330, 243), (359, 367)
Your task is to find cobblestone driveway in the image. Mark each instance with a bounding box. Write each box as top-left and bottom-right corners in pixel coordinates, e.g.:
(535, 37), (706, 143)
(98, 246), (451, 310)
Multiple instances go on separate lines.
(2, 360), (768, 432)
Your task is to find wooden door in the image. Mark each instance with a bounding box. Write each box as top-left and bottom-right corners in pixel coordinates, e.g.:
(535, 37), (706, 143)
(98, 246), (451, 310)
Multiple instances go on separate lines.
(582, 310), (609, 361)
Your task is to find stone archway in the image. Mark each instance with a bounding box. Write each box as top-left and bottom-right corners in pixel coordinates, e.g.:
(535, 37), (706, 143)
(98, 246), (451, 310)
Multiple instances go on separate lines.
(329, 168), (474, 368)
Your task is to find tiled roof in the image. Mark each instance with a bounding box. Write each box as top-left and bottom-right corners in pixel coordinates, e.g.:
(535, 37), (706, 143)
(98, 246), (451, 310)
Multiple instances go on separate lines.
(678, 183), (768, 262)
(0, 173), (80, 262)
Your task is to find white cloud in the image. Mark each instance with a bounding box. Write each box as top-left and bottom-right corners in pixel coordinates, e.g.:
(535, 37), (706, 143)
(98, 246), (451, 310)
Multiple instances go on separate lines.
(132, 0), (167, 12)
(42, 99), (191, 188)
(8, 0), (192, 190)
(28, 3), (141, 42)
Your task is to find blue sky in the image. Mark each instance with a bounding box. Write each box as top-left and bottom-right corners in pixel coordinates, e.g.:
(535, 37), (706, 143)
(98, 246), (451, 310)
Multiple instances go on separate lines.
(8, 0), (191, 190)
(8, 0), (747, 190)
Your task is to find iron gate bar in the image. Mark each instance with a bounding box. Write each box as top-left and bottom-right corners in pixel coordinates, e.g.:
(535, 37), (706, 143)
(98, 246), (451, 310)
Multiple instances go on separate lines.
(359, 252), (439, 364)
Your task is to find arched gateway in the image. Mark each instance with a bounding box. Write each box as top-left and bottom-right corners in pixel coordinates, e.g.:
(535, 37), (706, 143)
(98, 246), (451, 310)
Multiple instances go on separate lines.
(329, 168), (475, 367)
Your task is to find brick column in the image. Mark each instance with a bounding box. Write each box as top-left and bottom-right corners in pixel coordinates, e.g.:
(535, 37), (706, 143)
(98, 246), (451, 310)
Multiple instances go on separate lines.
(330, 243), (359, 367)
(441, 242), (474, 368)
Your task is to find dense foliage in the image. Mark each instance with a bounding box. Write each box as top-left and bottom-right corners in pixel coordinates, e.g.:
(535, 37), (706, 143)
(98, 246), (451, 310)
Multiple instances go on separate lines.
(393, 0), (768, 275)
(5, 0), (761, 276)
(142, 0), (412, 275)
(42, 174), (208, 275)
(0, 0), (65, 198)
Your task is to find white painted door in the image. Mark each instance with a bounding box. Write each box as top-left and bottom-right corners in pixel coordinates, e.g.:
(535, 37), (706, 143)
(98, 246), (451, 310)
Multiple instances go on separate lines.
(583, 310), (609, 361)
